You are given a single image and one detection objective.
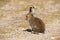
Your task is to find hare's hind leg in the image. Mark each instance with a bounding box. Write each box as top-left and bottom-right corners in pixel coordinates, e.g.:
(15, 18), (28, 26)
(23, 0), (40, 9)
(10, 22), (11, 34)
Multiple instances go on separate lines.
(31, 31), (39, 34)
(31, 28), (39, 34)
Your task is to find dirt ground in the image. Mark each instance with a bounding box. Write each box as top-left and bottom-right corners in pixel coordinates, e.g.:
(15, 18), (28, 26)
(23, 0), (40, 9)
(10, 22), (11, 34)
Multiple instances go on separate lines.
(0, 0), (60, 40)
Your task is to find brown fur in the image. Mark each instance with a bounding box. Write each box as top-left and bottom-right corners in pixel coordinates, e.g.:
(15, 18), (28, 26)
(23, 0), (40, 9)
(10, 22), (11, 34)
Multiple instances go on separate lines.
(26, 13), (45, 34)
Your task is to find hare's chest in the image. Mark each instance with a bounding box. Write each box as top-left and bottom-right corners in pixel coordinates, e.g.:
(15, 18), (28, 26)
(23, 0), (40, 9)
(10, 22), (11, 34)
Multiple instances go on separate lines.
(29, 20), (35, 25)
(29, 20), (37, 28)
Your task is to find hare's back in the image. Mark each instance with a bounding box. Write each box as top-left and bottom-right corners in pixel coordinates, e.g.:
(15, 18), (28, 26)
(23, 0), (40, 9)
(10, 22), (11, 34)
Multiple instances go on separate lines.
(34, 17), (45, 26)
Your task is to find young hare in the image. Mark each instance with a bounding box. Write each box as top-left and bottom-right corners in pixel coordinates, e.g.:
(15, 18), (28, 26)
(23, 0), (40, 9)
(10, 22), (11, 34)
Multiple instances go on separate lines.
(25, 6), (45, 34)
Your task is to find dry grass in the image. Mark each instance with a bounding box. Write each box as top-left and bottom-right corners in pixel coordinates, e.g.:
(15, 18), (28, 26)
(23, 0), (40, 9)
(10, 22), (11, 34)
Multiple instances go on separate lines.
(0, 0), (60, 40)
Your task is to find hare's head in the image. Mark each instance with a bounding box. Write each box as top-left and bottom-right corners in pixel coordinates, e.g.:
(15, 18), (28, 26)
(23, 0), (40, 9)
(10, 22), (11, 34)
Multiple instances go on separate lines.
(26, 6), (35, 20)
(26, 13), (33, 20)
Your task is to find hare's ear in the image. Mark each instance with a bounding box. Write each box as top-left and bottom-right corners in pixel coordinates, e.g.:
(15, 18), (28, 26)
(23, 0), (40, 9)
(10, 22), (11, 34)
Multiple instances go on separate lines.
(29, 6), (35, 14)
(29, 7), (32, 13)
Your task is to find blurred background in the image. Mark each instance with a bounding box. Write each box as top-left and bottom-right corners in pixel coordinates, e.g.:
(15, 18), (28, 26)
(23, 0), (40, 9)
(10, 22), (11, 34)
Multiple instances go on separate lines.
(0, 0), (60, 40)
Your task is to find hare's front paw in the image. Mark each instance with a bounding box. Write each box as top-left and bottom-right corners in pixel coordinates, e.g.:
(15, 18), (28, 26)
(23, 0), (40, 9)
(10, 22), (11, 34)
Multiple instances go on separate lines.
(31, 31), (39, 34)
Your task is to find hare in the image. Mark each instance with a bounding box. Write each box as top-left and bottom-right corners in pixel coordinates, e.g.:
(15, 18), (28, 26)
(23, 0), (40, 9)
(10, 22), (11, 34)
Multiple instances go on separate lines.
(25, 6), (45, 34)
